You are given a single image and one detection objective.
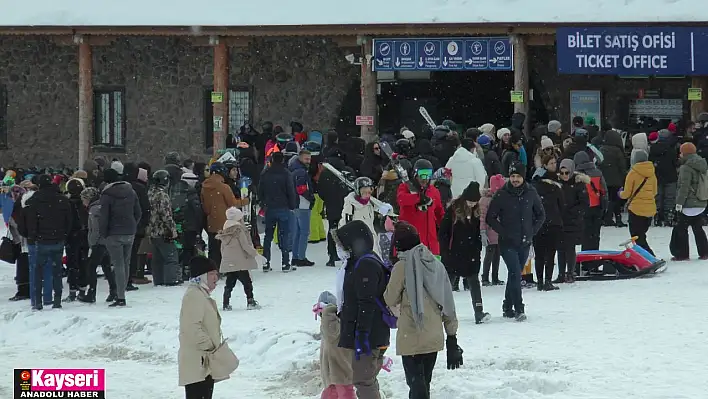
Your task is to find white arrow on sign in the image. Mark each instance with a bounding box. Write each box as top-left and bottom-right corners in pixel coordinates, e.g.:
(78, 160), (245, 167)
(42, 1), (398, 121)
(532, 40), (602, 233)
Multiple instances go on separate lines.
(465, 59), (473, 65)
(490, 58), (498, 64)
(443, 57), (448, 67)
(395, 58), (401, 67)
(419, 57), (424, 67)
(376, 59), (383, 66)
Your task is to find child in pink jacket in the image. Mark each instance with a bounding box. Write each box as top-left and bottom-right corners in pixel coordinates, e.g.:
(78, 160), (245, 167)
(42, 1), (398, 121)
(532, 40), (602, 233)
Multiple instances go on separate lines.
(479, 174), (505, 286)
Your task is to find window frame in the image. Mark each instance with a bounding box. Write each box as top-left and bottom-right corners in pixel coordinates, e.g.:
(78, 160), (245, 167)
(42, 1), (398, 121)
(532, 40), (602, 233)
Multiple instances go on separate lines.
(203, 85), (253, 152)
(93, 87), (127, 152)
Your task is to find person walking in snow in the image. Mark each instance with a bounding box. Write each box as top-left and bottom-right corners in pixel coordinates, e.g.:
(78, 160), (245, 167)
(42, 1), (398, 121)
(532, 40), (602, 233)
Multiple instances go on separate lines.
(396, 159), (444, 255)
(479, 174), (505, 286)
(217, 207), (260, 311)
(340, 177), (393, 256)
(618, 150), (657, 256)
(485, 161), (545, 321)
(79, 187), (116, 303)
(385, 222), (462, 399)
(446, 137), (487, 197)
(556, 159), (589, 284)
(649, 129), (680, 227)
(670, 143), (708, 260)
(313, 291), (355, 399)
(438, 181), (490, 324)
(531, 154), (565, 291)
(598, 129), (629, 227)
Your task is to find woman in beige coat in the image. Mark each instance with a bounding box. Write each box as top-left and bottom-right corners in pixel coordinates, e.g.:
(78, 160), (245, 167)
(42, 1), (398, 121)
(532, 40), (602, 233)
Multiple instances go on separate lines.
(384, 222), (463, 399)
(216, 207), (260, 311)
(178, 256), (224, 399)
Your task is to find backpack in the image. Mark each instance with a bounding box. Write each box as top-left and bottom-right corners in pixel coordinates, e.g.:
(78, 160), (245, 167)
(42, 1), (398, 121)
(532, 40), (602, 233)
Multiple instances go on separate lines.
(697, 171), (708, 201)
(353, 253), (398, 329)
(169, 180), (191, 222)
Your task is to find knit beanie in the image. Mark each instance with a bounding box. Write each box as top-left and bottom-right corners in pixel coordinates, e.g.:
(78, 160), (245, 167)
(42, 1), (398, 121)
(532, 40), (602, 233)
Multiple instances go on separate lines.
(477, 134), (491, 148)
(634, 149), (649, 163)
(668, 122), (677, 133)
(393, 221), (421, 252)
(66, 178), (85, 197)
(508, 160), (525, 178)
(110, 161), (124, 175)
(497, 128), (511, 141)
(225, 206), (243, 221)
(540, 136), (554, 150)
(189, 256), (218, 278)
(648, 132), (659, 144)
(72, 170), (88, 180)
(103, 168), (120, 183)
(489, 174), (505, 193)
(680, 142), (697, 155)
(37, 174), (53, 189)
(460, 181), (481, 202)
(547, 120), (562, 133)
(317, 291), (337, 306)
(658, 129), (672, 141)
(165, 151), (181, 166)
(559, 159), (575, 175)
(478, 123), (496, 141)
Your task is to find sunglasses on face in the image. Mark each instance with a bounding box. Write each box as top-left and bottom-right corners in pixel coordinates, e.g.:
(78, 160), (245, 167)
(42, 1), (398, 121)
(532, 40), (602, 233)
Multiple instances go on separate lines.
(559, 171), (570, 176)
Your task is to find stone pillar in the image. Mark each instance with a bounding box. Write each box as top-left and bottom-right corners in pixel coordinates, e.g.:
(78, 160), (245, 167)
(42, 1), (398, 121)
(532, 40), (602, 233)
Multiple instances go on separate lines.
(360, 37), (377, 142)
(213, 38), (229, 157)
(512, 35), (531, 136)
(690, 76), (708, 121)
(78, 40), (93, 169)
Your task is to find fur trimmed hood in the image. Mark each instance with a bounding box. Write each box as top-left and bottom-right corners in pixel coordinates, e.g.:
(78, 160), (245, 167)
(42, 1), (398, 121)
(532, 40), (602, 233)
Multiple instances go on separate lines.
(573, 172), (591, 184)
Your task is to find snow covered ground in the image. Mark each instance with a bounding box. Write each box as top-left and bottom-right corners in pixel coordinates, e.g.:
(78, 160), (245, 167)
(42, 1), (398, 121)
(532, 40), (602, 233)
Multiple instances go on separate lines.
(0, 225), (706, 399)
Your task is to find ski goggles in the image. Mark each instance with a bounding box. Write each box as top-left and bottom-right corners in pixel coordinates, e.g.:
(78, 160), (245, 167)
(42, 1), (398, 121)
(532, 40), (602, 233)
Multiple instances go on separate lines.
(416, 169), (434, 179)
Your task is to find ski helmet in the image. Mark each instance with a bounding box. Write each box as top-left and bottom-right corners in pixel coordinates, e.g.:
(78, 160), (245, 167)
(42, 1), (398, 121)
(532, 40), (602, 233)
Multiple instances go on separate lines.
(152, 170), (170, 188)
(353, 177), (374, 196)
(413, 159), (434, 180)
(210, 162), (227, 177)
(394, 138), (412, 156)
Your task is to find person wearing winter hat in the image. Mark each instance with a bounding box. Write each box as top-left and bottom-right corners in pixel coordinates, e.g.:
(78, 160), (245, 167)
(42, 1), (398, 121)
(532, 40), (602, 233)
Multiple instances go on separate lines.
(62, 177), (89, 302)
(547, 120), (564, 145)
(533, 135), (560, 171)
(179, 256), (232, 397)
(110, 160), (124, 176)
(476, 134), (501, 182)
(618, 149), (657, 256)
(479, 174), (505, 286)
(648, 132), (659, 144)
(555, 159), (589, 283)
(313, 290), (356, 399)
(497, 128), (511, 145)
(670, 142), (708, 261)
(397, 158), (444, 255)
(137, 168), (149, 184)
(216, 207), (260, 311)
(630, 132), (649, 166)
(386, 221), (462, 397)
(23, 174), (73, 309)
(649, 129), (680, 227)
(485, 161), (545, 321)
(439, 181), (490, 324)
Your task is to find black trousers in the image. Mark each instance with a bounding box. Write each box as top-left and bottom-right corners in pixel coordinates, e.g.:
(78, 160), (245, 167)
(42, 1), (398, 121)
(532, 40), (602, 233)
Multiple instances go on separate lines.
(65, 232), (88, 291)
(327, 216), (341, 261)
(628, 211), (654, 256)
(533, 226), (561, 283)
(465, 260), (484, 314)
(582, 207), (603, 252)
(605, 186), (624, 222)
(482, 244), (501, 283)
(670, 212), (708, 259)
(180, 231), (198, 279)
(184, 375), (214, 399)
(86, 245), (116, 293)
(15, 253), (30, 297)
(223, 270), (254, 302)
(557, 238), (577, 275)
(129, 234), (145, 284)
(207, 233), (222, 267)
(402, 352), (437, 399)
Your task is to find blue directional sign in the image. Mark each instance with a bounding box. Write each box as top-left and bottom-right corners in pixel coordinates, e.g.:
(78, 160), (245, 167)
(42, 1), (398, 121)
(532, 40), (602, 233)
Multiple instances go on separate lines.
(373, 37), (513, 72)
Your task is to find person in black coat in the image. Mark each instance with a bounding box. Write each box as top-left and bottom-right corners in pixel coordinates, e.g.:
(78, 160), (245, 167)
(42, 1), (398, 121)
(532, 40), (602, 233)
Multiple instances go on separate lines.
(478, 135), (502, 181)
(318, 157), (355, 266)
(333, 219), (390, 398)
(486, 161), (545, 321)
(598, 130), (628, 227)
(649, 129), (679, 226)
(531, 154), (565, 291)
(63, 178), (89, 302)
(360, 142), (387, 185)
(411, 139), (442, 172)
(123, 162), (151, 288)
(501, 133), (523, 178)
(556, 159), (589, 284)
(438, 182), (489, 324)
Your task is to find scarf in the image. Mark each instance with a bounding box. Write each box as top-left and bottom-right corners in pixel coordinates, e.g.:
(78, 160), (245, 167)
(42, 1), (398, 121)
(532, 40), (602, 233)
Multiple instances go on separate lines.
(189, 273), (213, 295)
(398, 244), (456, 330)
(355, 195), (370, 206)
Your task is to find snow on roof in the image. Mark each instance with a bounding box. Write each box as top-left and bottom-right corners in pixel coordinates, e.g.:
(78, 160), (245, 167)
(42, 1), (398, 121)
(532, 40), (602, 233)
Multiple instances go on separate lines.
(0, 0), (705, 27)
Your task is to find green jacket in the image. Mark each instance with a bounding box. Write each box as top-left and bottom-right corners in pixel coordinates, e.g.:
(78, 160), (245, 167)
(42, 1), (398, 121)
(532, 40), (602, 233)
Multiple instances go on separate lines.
(676, 154), (708, 210)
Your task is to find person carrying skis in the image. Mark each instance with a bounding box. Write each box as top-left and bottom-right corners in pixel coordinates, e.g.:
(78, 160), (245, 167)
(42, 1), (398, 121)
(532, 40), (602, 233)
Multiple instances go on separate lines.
(340, 177), (393, 257)
(396, 159), (444, 255)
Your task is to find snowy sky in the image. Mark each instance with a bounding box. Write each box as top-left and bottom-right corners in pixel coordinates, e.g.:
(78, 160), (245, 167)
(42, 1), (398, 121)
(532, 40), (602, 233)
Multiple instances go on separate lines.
(0, 0), (705, 26)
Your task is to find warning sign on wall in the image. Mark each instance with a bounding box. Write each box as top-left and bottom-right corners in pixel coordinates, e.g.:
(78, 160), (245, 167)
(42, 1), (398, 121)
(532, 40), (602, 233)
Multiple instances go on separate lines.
(356, 116), (374, 126)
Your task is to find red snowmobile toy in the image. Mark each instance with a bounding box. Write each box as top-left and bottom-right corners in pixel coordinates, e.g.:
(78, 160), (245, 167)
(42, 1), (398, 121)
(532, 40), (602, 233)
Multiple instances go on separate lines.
(575, 236), (667, 281)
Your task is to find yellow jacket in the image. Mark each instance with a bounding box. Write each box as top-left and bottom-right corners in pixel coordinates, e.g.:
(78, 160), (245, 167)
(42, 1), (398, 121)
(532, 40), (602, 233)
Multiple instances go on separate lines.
(619, 161), (657, 217)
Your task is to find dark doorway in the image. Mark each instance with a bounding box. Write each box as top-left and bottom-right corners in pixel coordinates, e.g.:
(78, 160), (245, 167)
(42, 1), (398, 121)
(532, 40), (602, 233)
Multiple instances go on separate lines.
(334, 78), (362, 139)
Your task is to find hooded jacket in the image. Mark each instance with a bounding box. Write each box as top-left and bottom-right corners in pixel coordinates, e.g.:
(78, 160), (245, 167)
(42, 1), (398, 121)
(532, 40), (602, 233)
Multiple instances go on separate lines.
(599, 130), (628, 188)
(619, 160), (658, 217)
(438, 202), (482, 277)
(334, 220), (391, 351)
(559, 172), (590, 245)
(147, 185), (177, 238)
(574, 151), (608, 209)
(648, 136), (679, 184)
(123, 162), (151, 235)
(630, 133), (649, 166)
(676, 153), (708, 210)
(289, 157), (315, 208)
(216, 214), (258, 273)
(396, 183), (444, 255)
(201, 174), (240, 233)
(99, 181), (141, 238)
(24, 185), (72, 244)
(482, 147), (502, 179)
(531, 171), (565, 229)
(411, 139), (442, 171)
(485, 181), (545, 248)
(445, 147), (487, 198)
(359, 142), (387, 184)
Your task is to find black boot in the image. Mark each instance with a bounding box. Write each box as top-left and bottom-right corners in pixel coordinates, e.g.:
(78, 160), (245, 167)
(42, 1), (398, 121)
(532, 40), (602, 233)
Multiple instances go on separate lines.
(263, 261), (272, 273)
(469, 278), (490, 324)
(108, 299), (126, 307)
(543, 281), (560, 291)
(52, 294), (62, 309)
(62, 290), (77, 302)
(9, 292), (30, 301)
(223, 294), (232, 311)
(515, 304), (527, 321)
(502, 300), (515, 318)
(105, 291), (116, 303)
(78, 289), (96, 303)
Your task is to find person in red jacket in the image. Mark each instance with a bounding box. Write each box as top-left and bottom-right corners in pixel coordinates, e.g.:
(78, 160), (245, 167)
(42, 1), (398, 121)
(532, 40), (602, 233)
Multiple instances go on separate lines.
(396, 159), (444, 255)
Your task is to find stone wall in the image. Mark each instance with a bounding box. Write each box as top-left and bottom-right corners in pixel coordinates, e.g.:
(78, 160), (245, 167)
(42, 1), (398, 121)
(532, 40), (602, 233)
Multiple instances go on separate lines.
(0, 35), (358, 168)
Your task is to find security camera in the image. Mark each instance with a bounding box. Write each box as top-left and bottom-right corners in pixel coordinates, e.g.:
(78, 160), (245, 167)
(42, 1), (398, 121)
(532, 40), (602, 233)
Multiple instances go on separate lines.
(345, 54), (356, 63)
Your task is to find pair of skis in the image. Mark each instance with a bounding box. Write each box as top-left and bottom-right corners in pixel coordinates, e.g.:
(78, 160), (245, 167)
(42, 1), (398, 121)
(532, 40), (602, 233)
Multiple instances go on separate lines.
(320, 162), (396, 216)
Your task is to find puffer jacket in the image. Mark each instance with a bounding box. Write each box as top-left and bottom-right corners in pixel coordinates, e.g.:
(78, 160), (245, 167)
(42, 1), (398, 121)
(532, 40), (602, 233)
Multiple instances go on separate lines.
(649, 138), (679, 184)
(178, 284), (223, 386)
(201, 174), (240, 233)
(559, 172), (590, 245)
(147, 186), (177, 239)
(99, 181), (141, 238)
(619, 161), (658, 217)
(485, 181), (545, 248)
(531, 171), (565, 229)
(383, 259), (458, 356)
(87, 201), (102, 247)
(478, 189), (499, 245)
(438, 205), (482, 277)
(319, 304), (353, 387)
(445, 147), (487, 198)
(599, 130), (628, 187)
(216, 222), (258, 273)
(676, 153), (708, 209)
(340, 192), (384, 256)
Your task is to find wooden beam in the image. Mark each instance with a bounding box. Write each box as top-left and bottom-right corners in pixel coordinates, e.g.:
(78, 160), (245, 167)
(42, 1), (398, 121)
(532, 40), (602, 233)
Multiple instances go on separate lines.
(360, 37), (377, 142)
(212, 39), (229, 157)
(78, 41), (93, 169)
(690, 77), (708, 122)
(52, 35), (115, 46)
(526, 34), (555, 46)
(513, 35), (531, 135)
(185, 36), (250, 47)
(331, 36), (359, 47)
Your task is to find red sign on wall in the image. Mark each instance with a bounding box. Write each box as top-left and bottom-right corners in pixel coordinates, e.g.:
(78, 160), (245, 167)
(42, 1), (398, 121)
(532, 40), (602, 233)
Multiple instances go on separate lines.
(356, 116), (374, 126)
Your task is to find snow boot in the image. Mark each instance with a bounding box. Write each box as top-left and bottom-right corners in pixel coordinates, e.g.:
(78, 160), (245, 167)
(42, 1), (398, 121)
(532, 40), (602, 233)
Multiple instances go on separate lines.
(109, 299), (126, 307)
(263, 261), (272, 273)
(564, 272), (575, 284)
(514, 304), (526, 322)
(78, 289), (96, 303)
(481, 279), (491, 287)
(52, 295), (62, 309)
(223, 294), (232, 311)
(247, 298), (261, 310)
(9, 293), (30, 301)
(282, 263), (296, 273)
(537, 283), (544, 291)
(126, 283), (139, 292)
(462, 278), (470, 291)
(493, 279), (505, 286)
(62, 290), (77, 302)
(543, 281), (560, 291)
(502, 301), (515, 318)
(615, 218), (627, 228)
(105, 291), (117, 303)
(326, 259), (336, 267)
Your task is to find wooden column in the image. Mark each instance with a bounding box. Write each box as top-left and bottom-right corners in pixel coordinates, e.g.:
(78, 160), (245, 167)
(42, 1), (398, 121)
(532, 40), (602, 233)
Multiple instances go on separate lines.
(78, 39), (93, 169)
(212, 38), (229, 157)
(360, 37), (377, 142)
(512, 35), (531, 136)
(690, 76), (708, 121)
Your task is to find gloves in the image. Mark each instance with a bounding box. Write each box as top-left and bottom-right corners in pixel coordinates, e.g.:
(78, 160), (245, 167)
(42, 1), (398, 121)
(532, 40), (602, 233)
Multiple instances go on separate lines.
(480, 230), (489, 247)
(446, 335), (464, 370)
(618, 187), (624, 199)
(417, 194), (433, 211)
(676, 204), (683, 212)
(354, 331), (371, 360)
(378, 203), (393, 216)
(312, 302), (326, 319)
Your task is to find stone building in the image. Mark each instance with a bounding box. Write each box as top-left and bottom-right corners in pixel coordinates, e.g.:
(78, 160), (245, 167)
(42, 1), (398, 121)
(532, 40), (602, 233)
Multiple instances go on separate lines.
(0, 0), (707, 167)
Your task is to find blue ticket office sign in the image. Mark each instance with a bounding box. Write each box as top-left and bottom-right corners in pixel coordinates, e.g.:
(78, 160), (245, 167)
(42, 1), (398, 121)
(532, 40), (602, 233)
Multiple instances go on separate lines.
(373, 37), (513, 72)
(557, 27), (708, 75)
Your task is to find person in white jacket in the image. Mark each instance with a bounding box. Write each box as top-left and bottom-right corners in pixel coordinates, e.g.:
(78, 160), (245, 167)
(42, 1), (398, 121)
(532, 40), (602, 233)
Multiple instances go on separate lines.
(446, 137), (488, 197)
(340, 177), (392, 256)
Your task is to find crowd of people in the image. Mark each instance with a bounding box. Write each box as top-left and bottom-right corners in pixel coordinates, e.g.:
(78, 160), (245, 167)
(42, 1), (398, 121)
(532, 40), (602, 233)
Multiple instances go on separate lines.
(3, 112), (708, 399)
